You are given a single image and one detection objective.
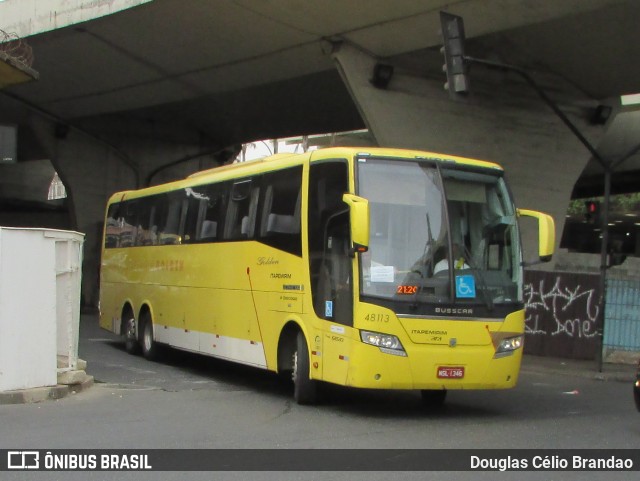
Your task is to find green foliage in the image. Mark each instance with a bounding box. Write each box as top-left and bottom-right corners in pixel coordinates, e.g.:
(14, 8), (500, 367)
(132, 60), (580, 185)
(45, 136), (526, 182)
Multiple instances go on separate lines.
(568, 193), (640, 215)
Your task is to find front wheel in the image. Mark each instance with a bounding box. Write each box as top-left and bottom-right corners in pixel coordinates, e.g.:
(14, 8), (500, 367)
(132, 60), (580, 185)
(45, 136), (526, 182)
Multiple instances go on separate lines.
(292, 331), (317, 405)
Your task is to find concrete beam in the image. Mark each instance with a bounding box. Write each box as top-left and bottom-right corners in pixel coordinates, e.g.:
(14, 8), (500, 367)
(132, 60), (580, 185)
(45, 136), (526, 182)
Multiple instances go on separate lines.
(0, 0), (153, 38)
(332, 44), (607, 266)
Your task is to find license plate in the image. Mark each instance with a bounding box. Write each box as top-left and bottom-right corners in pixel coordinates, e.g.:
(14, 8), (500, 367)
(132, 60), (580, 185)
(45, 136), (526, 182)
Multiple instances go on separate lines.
(437, 366), (465, 379)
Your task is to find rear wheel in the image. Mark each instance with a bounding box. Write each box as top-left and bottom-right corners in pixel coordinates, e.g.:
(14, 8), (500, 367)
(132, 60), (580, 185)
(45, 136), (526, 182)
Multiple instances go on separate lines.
(421, 389), (447, 407)
(292, 331), (317, 405)
(140, 312), (161, 361)
(123, 315), (140, 355)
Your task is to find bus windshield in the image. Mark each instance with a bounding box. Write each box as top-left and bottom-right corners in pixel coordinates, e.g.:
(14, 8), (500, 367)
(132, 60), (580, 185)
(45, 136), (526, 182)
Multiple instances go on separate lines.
(358, 157), (522, 309)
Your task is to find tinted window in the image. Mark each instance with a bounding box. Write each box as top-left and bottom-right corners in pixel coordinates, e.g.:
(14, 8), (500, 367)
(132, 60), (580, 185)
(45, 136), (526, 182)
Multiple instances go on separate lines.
(104, 203), (121, 248)
(257, 165), (302, 256)
(137, 197), (156, 246)
(224, 179), (260, 240)
(308, 161), (352, 325)
(157, 191), (185, 245)
(188, 182), (228, 242)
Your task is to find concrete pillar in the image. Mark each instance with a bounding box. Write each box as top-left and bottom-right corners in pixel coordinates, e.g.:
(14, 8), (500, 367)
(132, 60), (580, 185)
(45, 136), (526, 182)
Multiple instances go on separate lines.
(332, 44), (607, 267)
(28, 114), (137, 308)
(28, 114), (230, 308)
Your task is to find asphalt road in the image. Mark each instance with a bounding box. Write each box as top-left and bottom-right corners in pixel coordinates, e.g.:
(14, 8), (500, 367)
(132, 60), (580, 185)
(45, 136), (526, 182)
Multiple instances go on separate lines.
(1, 314), (638, 481)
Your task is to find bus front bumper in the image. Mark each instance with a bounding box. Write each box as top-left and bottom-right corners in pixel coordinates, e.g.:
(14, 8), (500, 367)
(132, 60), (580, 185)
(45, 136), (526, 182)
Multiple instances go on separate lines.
(340, 342), (522, 390)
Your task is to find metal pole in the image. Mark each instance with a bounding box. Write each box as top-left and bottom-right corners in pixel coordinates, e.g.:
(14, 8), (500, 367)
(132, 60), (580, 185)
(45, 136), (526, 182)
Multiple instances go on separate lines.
(597, 167), (612, 372)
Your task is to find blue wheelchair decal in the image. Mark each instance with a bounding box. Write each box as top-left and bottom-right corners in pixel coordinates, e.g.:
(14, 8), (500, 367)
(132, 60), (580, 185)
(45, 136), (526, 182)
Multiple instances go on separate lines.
(325, 300), (334, 318)
(455, 275), (476, 299)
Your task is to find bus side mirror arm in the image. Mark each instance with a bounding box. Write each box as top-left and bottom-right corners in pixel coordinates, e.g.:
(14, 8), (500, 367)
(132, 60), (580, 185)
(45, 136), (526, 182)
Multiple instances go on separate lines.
(342, 193), (370, 257)
(517, 208), (555, 265)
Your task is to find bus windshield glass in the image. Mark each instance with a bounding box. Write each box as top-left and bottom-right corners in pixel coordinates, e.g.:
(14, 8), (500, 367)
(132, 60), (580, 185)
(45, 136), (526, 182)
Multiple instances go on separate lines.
(358, 157), (522, 308)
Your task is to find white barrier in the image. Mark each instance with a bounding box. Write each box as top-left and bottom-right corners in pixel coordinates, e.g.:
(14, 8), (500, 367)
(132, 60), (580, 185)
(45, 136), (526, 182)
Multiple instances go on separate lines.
(0, 227), (84, 392)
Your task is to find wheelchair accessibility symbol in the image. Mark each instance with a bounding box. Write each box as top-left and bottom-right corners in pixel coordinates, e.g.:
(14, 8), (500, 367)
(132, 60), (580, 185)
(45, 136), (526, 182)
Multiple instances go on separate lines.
(455, 275), (476, 298)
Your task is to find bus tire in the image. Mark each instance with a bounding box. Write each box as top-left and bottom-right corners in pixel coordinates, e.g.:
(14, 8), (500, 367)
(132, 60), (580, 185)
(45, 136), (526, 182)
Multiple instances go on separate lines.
(123, 315), (140, 355)
(421, 389), (447, 407)
(292, 331), (317, 405)
(140, 311), (160, 361)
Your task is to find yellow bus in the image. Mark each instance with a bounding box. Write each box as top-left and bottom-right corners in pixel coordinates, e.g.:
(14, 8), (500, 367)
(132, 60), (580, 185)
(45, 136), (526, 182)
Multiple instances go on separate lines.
(99, 147), (554, 405)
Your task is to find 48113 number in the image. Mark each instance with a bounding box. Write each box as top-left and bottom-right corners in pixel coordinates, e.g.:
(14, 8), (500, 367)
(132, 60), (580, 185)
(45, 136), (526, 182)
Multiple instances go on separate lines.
(364, 313), (390, 322)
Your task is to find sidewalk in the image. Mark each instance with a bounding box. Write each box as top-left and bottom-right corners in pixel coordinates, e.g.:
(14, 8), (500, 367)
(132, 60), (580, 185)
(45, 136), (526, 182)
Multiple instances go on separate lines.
(520, 354), (637, 383)
(0, 377), (93, 404)
(0, 361), (94, 405)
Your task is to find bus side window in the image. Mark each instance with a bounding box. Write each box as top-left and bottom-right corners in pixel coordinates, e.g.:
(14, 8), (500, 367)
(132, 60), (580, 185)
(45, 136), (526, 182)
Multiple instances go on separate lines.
(157, 192), (185, 245)
(119, 200), (138, 247)
(201, 183), (227, 242)
(136, 197), (155, 246)
(258, 165), (302, 256)
(104, 203), (121, 248)
(224, 179), (260, 240)
(181, 183), (229, 244)
(183, 189), (206, 244)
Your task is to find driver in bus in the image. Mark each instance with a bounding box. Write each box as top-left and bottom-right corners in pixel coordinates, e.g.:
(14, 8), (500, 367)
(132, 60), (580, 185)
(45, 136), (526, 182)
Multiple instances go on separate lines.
(433, 243), (469, 274)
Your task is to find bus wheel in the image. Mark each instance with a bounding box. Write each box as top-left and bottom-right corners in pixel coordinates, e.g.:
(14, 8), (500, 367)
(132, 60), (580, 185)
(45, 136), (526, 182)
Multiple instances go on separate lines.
(140, 312), (160, 361)
(292, 331), (317, 405)
(421, 389), (447, 407)
(123, 315), (140, 355)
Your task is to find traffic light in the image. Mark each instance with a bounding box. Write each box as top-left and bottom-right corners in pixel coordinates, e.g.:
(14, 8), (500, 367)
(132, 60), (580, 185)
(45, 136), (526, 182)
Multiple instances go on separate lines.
(585, 200), (601, 224)
(439, 12), (470, 97)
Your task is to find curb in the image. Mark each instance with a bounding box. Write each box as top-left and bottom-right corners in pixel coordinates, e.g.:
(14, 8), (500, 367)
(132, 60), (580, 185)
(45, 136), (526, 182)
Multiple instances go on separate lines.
(520, 364), (635, 383)
(0, 374), (94, 405)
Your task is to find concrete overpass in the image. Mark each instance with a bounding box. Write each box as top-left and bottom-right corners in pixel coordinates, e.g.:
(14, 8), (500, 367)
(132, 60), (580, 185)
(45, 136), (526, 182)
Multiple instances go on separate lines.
(1, 0), (640, 307)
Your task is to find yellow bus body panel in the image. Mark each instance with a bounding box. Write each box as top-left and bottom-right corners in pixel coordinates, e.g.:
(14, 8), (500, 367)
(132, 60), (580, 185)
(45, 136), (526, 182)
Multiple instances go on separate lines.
(314, 305), (524, 390)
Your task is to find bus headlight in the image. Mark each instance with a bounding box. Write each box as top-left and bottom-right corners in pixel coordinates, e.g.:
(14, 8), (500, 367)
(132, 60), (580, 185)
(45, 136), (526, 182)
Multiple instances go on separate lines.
(360, 330), (407, 356)
(495, 335), (523, 355)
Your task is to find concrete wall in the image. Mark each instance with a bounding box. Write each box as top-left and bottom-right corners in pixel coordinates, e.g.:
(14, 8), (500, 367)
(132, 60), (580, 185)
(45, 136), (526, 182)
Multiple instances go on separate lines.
(27, 114), (227, 307)
(333, 45), (607, 267)
(0, 158), (56, 202)
(0, 158), (70, 231)
(76, 116), (230, 187)
(0, 210), (70, 230)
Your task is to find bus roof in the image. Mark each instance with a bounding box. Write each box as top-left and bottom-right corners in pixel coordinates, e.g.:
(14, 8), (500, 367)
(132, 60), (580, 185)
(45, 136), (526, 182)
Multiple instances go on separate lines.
(186, 152), (299, 179)
(107, 147), (503, 204)
(309, 146), (502, 170)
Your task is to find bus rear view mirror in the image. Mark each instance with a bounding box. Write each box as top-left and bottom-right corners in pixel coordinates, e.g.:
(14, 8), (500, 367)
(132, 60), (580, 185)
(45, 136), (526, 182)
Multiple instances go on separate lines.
(342, 193), (369, 255)
(517, 209), (555, 263)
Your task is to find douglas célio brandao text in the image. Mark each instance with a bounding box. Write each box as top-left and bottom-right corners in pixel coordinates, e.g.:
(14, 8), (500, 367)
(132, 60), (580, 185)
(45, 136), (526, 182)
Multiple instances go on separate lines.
(470, 454), (634, 471)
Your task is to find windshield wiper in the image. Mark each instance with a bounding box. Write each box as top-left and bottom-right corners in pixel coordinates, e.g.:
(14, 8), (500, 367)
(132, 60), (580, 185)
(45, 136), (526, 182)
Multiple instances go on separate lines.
(410, 212), (435, 279)
(423, 212), (436, 277)
(459, 243), (494, 311)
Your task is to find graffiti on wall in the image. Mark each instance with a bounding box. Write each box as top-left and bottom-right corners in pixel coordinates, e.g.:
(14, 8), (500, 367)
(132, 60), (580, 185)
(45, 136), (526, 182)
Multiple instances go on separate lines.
(524, 276), (599, 339)
(524, 271), (601, 359)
